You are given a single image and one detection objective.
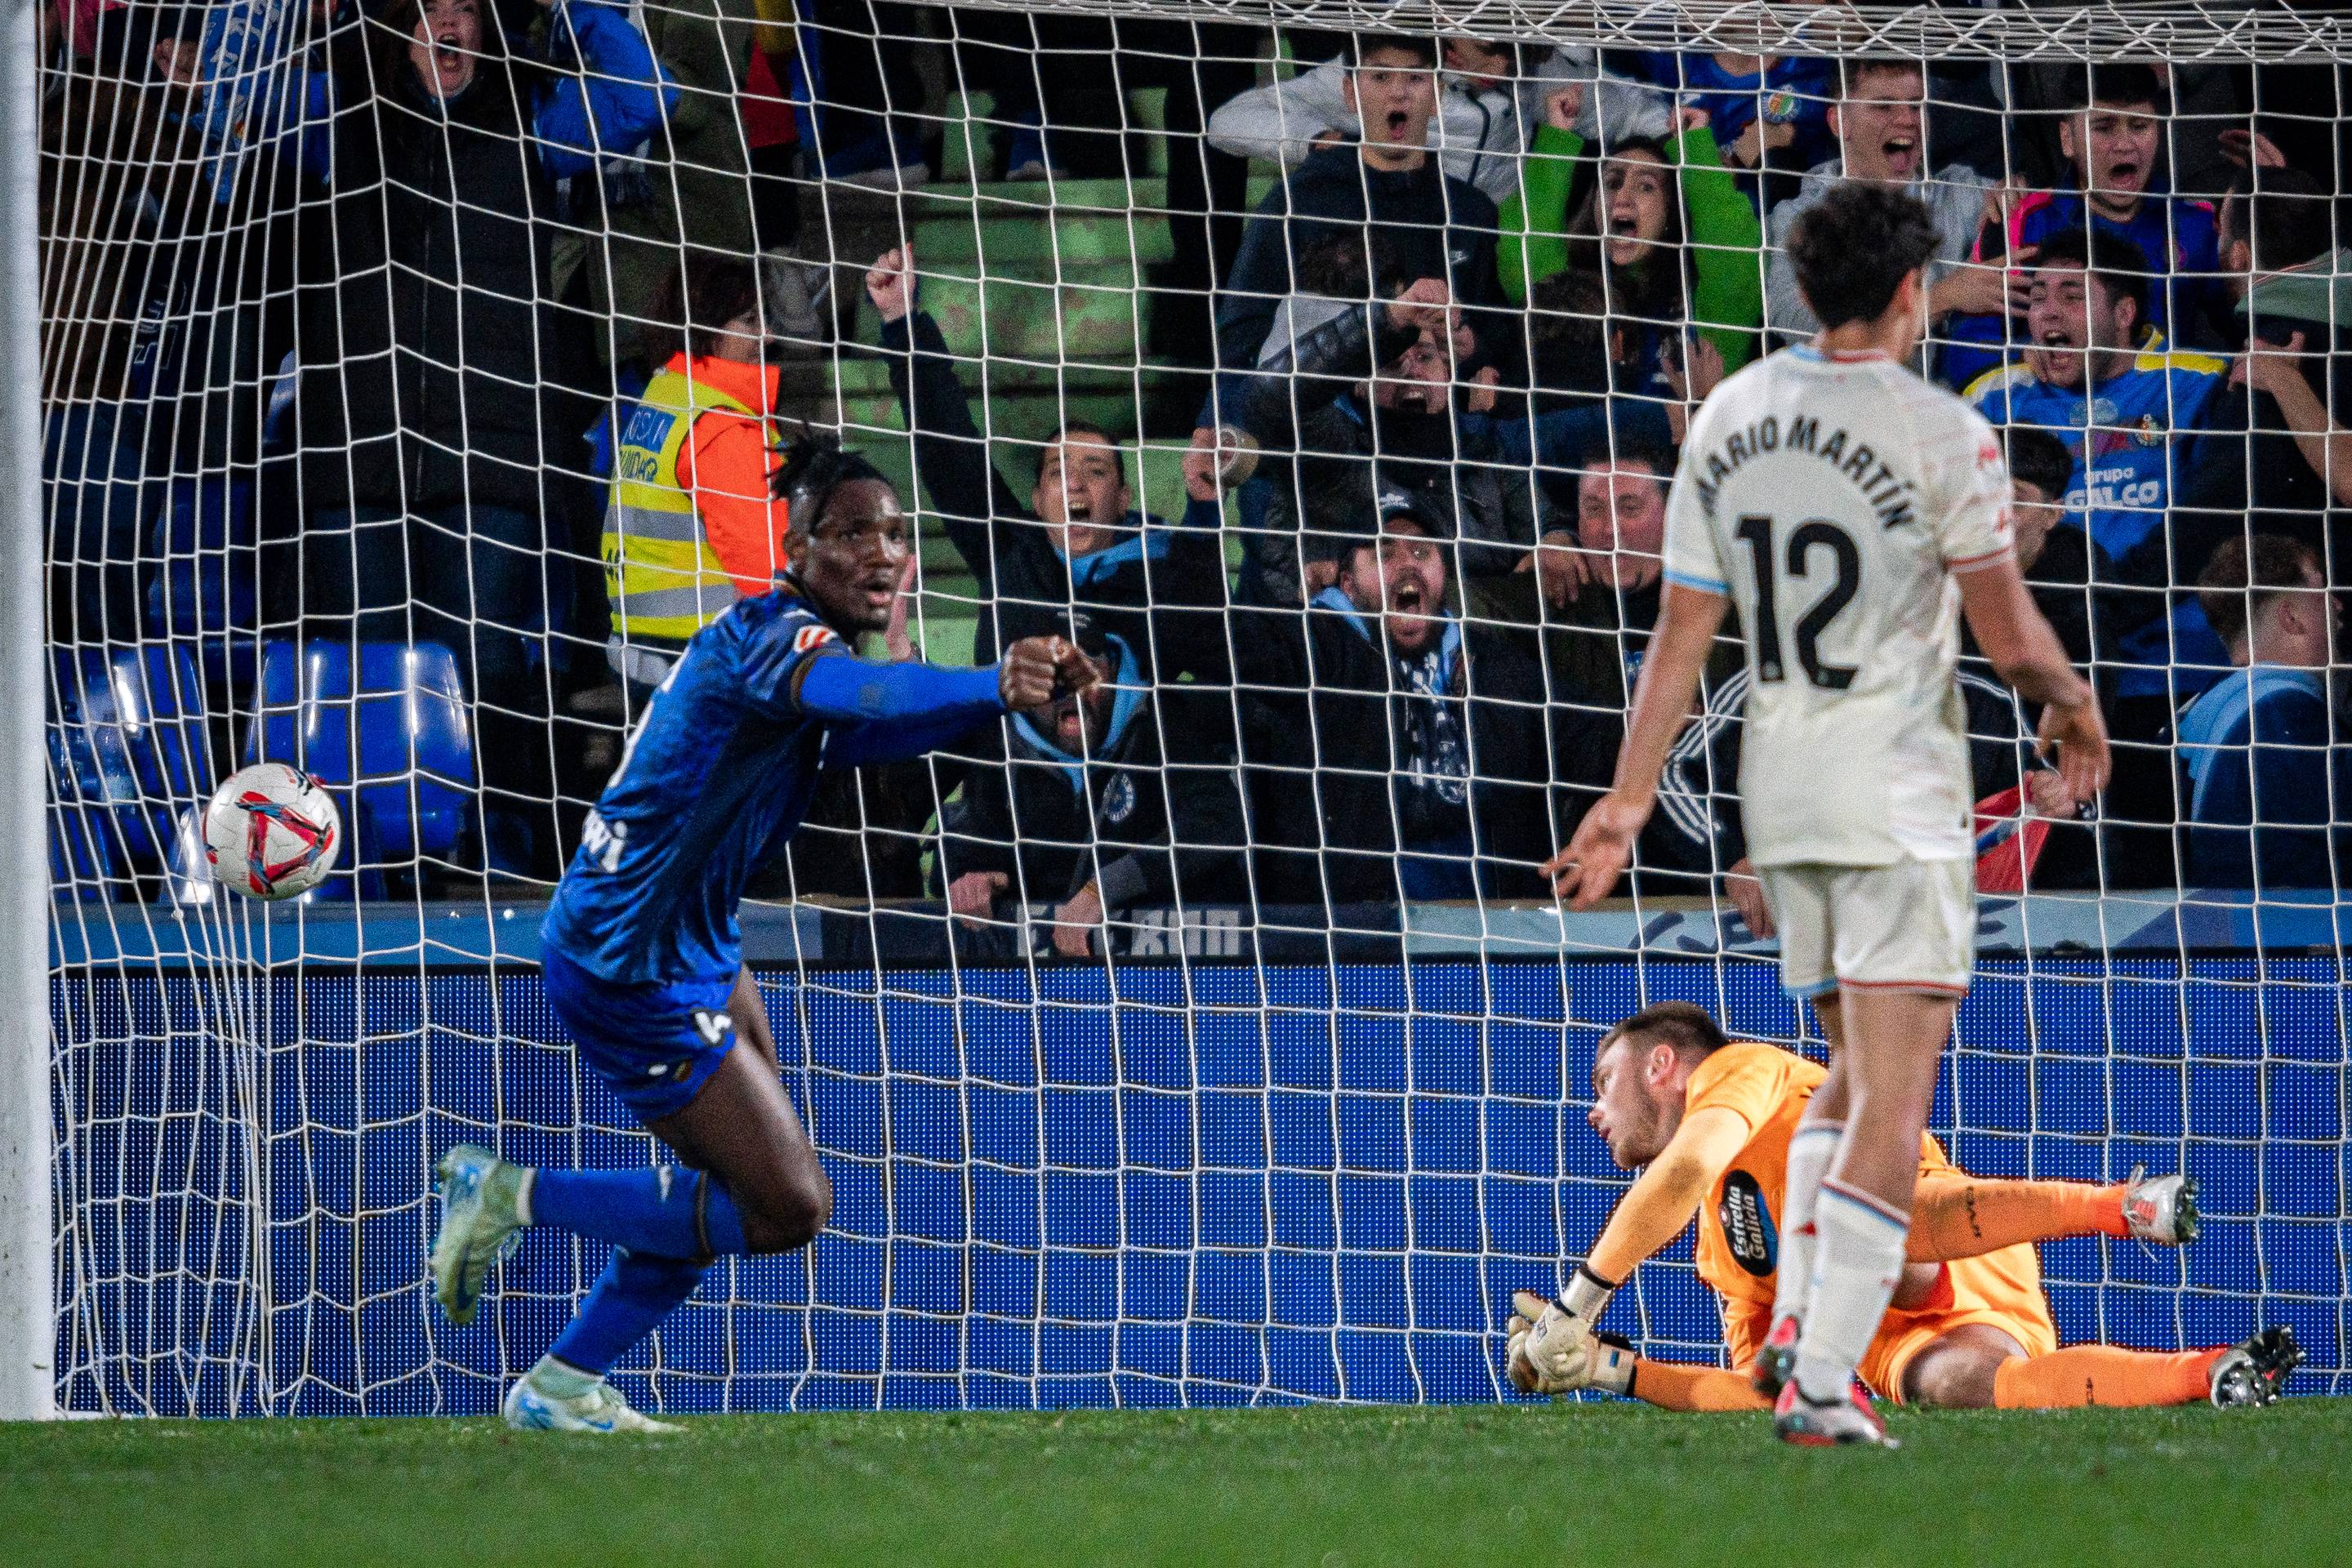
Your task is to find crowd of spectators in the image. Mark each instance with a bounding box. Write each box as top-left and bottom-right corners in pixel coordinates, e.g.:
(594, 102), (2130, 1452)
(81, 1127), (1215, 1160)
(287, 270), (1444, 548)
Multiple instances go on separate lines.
(37, 2), (2352, 932)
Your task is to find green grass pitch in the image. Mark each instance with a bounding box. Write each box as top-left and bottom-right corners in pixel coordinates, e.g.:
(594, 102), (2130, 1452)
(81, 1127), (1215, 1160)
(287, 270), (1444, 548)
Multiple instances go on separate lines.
(4, 1401), (2345, 1566)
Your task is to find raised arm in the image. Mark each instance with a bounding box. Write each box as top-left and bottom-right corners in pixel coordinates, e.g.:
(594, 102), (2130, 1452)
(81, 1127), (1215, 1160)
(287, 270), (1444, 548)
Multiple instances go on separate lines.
(868, 248), (1029, 547)
(2238, 332), (2352, 508)
(1672, 117), (1764, 370)
(1498, 92), (1587, 305)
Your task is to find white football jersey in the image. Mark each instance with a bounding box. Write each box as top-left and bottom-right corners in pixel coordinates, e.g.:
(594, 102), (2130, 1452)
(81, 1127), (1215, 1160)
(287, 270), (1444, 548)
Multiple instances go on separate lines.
(1661, 345), (2014, 868)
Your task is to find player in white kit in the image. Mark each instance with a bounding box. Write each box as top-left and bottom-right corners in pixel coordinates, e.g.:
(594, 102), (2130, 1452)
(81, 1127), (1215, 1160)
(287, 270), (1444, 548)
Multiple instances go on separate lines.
(1521, 185), (2110, 1446)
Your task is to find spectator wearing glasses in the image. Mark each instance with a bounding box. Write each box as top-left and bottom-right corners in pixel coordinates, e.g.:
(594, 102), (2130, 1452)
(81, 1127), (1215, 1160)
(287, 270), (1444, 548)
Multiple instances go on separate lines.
(1192, 261), (1674, 628)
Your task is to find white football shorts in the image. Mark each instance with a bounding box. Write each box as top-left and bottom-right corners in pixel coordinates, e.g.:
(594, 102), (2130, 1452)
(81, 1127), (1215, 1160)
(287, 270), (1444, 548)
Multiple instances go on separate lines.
(1757, 858), (1976, 1000)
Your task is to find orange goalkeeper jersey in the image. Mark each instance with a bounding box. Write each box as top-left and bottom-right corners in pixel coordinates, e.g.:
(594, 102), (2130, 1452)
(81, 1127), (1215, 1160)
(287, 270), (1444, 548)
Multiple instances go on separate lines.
(1686, 1042), (2053, 1356)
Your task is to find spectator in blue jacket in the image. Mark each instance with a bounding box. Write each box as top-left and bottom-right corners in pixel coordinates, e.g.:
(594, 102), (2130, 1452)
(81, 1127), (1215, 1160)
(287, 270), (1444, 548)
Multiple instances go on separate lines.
(2176, 534), (2350, 890)
(1943, 65), (2222, 388)
(294, 0), (675, 875)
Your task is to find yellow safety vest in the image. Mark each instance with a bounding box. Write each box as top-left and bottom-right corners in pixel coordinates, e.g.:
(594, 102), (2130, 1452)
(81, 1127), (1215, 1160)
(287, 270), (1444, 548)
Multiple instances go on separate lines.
(602, 367), (758, 646)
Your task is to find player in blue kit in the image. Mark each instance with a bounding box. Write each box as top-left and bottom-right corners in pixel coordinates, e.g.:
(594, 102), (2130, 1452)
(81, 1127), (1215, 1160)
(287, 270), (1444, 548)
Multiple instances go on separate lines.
(426, 435), (1080, 1432)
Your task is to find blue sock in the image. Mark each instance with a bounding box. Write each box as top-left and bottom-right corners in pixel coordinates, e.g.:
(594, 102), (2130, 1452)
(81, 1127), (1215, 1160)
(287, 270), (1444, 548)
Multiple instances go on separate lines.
(528, 1165), (750, 1258)
(547, 1248), (707, 1379)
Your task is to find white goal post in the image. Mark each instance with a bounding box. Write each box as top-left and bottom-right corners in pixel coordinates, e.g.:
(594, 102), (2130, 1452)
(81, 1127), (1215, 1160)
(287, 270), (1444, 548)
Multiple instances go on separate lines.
(5, 0), (57, 1425)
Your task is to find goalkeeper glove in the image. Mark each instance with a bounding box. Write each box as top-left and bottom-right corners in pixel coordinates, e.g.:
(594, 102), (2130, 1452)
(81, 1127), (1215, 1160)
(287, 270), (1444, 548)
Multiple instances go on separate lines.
(1504, 1265), (1625, 1397)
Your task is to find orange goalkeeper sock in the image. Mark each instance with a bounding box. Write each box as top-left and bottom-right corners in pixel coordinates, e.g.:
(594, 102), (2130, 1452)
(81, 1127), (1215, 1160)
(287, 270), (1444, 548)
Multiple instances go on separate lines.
(1906, 1178), (2129, 1262)
(1991, 1346), (2225, 1409)
(1629, 1361), (1771, 1412)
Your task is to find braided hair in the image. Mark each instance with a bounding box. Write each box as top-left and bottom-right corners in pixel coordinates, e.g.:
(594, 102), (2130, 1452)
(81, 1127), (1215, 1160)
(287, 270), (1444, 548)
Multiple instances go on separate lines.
(773, 429), (892, 533)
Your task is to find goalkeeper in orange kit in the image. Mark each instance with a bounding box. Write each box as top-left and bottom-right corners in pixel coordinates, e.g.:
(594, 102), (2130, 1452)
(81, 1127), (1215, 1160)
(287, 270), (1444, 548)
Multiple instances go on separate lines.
(1506, 1002), (2301, 1411)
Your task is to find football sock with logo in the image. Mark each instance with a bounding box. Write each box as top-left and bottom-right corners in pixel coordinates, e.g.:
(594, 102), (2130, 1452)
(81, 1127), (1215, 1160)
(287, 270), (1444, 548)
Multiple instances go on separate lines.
(524, 1165), (751, 1258)
(1630, 1360), (1772, 1412)
(545, 1247), (709, 1379)
(1793, 1178), (1909, 1402)
(1771, 1121), (1843, 1329)
(1905, 1178), (2132, 1260)
(1992, 1346), (2225, 1410)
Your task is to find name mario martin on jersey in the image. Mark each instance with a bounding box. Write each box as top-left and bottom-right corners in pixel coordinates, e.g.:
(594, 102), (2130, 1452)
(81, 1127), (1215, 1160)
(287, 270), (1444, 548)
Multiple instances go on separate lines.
(1684, 415), (1922, 531)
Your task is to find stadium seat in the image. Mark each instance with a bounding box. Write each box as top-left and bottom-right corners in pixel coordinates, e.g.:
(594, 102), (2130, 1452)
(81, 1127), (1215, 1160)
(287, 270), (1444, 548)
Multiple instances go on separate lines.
(50, 643), (213, 875)
(47, 733), (122, 895)
(144, 478), (260, 693)
(248, 640), (478, 893)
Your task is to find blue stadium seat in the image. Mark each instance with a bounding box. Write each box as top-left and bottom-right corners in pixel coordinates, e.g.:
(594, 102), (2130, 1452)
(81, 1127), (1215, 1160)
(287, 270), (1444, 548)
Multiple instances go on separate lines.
(50, 644), (213, 875)
(248, 641), (477, 887)
(48, 730), (122, 894)
(144, 479), (260, 693)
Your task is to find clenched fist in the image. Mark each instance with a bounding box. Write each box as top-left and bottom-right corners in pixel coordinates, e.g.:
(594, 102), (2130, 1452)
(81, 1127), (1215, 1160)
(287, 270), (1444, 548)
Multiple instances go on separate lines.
(998, 636), (1064, 712)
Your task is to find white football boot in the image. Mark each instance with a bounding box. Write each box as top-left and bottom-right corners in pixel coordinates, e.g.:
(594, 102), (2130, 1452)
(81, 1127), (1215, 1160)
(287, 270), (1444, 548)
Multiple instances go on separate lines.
(2121, 1166), (2199, 1245)
(430, 1144), (528, 1326)
(503, 1361), (679, 1434)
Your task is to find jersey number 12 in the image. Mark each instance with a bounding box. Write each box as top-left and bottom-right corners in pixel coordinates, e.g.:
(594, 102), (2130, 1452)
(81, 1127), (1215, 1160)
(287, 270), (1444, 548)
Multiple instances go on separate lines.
(1735, 514), (1860, 690)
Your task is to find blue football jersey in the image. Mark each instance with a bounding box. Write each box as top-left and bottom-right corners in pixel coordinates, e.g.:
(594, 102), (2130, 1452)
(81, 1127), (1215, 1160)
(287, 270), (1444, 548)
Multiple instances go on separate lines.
(1964, 347), (2226, 567)
(542, 591), (995, 985)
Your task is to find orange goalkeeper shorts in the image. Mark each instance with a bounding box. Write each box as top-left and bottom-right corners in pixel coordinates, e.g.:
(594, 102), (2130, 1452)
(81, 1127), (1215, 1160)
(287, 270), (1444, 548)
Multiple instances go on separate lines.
(1859, 1302), (2059, 1405)
(1724, 1251), (2059, 1406)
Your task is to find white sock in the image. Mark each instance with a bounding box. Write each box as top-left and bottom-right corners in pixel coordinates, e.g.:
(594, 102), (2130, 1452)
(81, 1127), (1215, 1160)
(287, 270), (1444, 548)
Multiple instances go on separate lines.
(1793, 1179), (1909, 1403)
(1772, 1121), (1842, 1328)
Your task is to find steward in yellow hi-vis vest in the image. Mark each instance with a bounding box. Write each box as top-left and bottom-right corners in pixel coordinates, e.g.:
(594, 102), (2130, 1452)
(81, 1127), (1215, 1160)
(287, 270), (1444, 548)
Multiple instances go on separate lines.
(602, 350), (788, 683)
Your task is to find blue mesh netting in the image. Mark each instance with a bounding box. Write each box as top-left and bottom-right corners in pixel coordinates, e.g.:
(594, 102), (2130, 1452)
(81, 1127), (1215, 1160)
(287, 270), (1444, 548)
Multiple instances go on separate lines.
(50, 956), (2347, 1415)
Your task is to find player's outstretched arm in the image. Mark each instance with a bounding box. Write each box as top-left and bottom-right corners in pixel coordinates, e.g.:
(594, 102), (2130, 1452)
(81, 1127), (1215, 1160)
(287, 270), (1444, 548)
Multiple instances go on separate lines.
(1953, 556), (2111, 808)
(1506, 1104), (1749, 1396)
(799, 638), (1080, 770)
(1543, 582), (1728, 907)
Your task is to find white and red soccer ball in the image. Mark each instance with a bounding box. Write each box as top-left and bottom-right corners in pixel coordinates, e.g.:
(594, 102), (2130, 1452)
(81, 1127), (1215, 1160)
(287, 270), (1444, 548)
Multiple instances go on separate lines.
(203, 764), (343, 900)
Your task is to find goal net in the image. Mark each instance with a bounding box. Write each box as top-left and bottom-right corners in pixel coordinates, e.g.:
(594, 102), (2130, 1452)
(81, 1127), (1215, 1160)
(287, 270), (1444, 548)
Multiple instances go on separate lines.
(37, 0), (2349, 1415)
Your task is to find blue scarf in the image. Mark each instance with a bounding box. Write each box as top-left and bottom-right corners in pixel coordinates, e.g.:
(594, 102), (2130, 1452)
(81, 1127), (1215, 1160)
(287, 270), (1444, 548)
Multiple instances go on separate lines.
(1313, 588), (1474, 892)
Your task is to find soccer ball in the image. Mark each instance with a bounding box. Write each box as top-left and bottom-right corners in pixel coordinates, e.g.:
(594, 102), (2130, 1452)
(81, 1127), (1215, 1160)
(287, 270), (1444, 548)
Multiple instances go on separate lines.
(204, 764), (343, 900)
